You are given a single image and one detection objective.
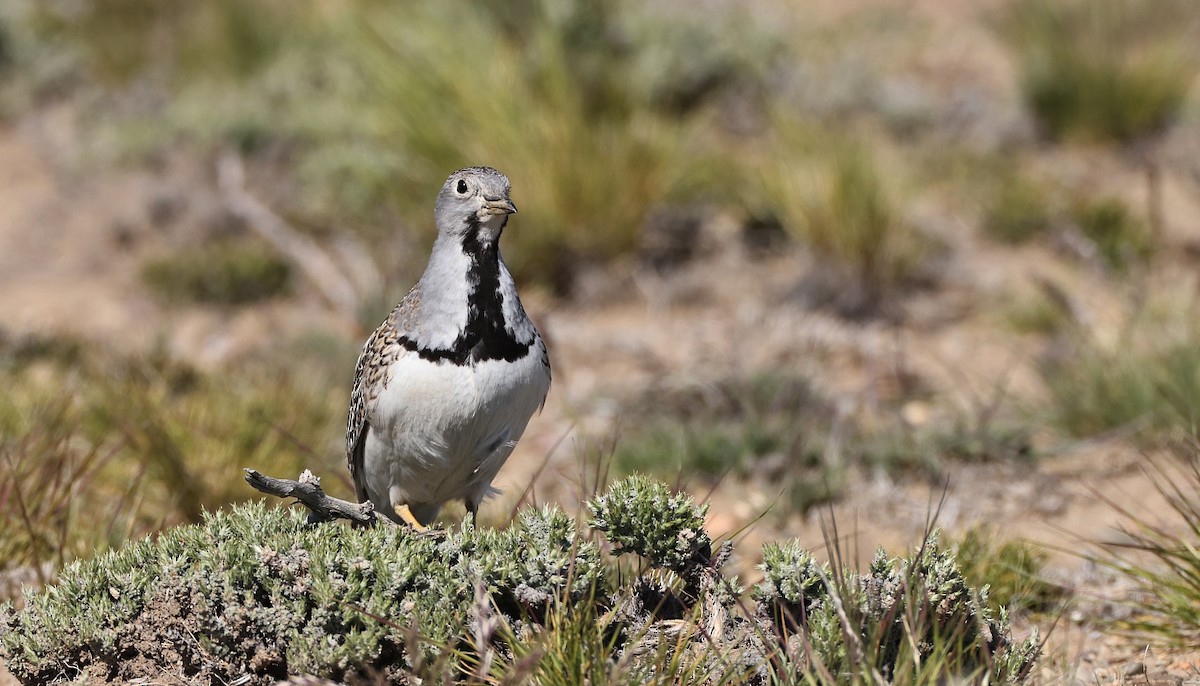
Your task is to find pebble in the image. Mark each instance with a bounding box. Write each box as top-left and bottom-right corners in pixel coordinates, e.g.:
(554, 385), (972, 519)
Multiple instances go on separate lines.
(1123, 662), (1145, 677)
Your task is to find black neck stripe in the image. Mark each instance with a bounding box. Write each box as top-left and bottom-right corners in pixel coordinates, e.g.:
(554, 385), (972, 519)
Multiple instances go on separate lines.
(406, 215), (531, 365)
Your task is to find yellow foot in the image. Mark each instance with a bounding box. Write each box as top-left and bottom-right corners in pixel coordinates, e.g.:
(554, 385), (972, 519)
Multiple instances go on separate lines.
(394, 503), (428, 532)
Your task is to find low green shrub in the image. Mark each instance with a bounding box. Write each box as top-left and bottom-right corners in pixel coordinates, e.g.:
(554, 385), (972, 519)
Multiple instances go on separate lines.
(141, 238), (293, 305)
(2, 476), (1041, 685)
(756, 532), (1040, 683)
(1, 502), (601, 683)
(588, 475), (712, 573)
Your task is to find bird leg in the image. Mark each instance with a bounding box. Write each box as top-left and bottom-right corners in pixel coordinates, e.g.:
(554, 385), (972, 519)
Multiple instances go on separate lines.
(393, 503), (428, 533)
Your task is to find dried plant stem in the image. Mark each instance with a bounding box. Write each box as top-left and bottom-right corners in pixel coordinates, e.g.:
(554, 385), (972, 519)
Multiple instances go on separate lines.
(243, 468), (378, 525)
(218, 151), (369, 326)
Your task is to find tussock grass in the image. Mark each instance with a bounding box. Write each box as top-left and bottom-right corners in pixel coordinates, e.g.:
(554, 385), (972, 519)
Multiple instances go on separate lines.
(1003, 290), (1071, 336)
(355, 2), (700, 292)
(140, 237), (293, 305)
(0, 389), (131, 598)
(749, 124), (937, 313)
(1092, 449), (1200, 648)
(1041, 320), (1200, 443)
(1000, 0), (1199, 144)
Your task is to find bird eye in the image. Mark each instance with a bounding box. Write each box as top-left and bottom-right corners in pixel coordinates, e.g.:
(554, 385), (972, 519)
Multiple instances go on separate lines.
(456, 179), (469, 194)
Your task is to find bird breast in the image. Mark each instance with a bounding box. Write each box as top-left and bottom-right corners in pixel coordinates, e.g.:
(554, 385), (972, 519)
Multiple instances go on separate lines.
(368, 343), (549, 498)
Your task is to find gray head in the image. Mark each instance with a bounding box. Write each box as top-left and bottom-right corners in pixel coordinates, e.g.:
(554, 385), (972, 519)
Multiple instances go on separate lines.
(434, 166), (517, 244)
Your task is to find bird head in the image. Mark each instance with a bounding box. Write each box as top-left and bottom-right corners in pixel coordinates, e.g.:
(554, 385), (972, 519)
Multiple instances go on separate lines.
(434, 166), (517, 245)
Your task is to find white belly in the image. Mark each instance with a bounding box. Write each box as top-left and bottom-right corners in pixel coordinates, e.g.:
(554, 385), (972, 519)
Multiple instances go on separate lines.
(361, 348), (548, 522)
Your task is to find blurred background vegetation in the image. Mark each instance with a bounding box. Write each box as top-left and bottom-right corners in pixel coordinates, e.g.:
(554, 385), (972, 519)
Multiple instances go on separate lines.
(2, 0), (1200, 665)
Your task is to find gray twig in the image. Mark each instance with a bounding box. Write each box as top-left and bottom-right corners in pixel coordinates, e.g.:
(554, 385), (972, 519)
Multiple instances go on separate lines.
(244, 468), (378, 525)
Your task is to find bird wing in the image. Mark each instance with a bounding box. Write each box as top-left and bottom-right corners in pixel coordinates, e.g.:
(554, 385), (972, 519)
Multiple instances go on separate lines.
(347, 303), (410, 503)
(346, 356), (372, 504)
(537, 334), (552, 411)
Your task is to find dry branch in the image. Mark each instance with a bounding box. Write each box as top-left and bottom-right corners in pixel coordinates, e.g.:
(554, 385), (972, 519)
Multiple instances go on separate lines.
(218, 151), (372, 325)
(244, 468), (378, 525)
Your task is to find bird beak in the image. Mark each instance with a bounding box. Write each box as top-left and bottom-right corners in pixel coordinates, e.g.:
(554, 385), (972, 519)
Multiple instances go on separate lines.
(483, 197), (518, 215)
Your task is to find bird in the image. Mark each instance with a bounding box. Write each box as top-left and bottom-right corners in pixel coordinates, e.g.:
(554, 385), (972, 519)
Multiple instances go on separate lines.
(345, 166), (551, 530)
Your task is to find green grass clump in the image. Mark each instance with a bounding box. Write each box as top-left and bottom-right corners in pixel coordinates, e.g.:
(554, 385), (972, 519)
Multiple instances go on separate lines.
(2, 476), (1041, 685)
(854, 418), (1035, 480)
(355, 1), (699, 292)
(612, 374), (840, 513)
(1003, 290), (1071, 336)
(984, 172), (1054, 244)
(1045, 349), (1160, 439)
(952, 526), (1066, 614)
(1070, 195), (1150, 270)
(141, 238), (292, 305)
(1001, 0), (1198, 143)
(1094, 451), (1200, 648)
(1042, 332), (1200, 442)
(753, 130), (935, 312)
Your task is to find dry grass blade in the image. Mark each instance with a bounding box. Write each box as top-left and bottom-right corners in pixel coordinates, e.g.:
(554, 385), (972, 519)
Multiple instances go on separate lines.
(1084, 450), (1200, 646)
(0, 394), (131, 600)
